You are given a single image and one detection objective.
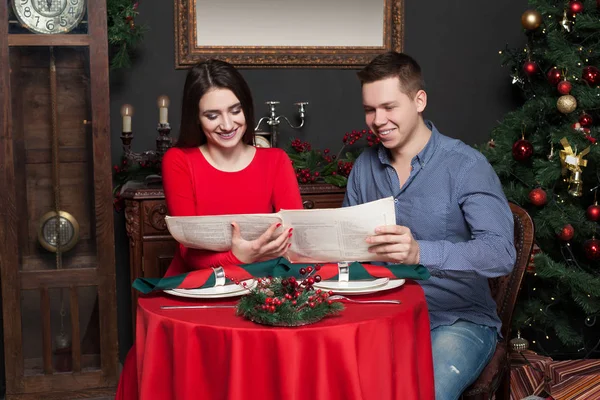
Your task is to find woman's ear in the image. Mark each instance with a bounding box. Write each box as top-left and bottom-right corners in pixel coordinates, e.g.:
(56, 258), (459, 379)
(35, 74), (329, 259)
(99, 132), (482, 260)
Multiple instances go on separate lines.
(414, 90), (427, 113)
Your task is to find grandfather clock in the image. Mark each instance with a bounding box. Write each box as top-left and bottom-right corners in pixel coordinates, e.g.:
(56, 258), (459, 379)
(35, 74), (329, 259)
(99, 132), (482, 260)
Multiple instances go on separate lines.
(0, 0), (119, 398)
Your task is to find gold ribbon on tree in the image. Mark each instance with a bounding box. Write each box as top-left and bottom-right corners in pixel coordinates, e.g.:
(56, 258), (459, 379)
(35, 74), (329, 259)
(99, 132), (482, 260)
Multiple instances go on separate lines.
(559, 137), (590, 197)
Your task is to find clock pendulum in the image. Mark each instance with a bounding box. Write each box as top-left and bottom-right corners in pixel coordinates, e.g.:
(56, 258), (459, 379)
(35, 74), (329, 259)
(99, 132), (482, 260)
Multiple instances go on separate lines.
(37, 48), (80, 364)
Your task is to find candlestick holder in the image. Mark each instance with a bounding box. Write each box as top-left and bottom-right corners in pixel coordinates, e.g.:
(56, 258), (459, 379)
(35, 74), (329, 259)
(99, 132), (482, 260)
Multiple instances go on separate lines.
(120, 123), (172, 164)
(255, 101), (308, 148)
(119, 100), (173, 166)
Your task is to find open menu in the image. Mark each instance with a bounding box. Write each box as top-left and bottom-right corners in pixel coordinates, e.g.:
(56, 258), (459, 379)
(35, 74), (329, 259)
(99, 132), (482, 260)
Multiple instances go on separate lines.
(165, 197), (395, 263)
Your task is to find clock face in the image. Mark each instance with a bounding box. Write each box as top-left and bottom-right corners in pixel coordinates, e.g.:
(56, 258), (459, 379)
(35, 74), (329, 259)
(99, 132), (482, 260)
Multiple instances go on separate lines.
(13, 0), (86, 34)
(253, 135), (271, 148)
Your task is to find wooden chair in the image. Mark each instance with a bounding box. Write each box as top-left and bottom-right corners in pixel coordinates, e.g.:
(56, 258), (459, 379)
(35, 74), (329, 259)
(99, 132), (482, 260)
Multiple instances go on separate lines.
(461, 202), (535, 400)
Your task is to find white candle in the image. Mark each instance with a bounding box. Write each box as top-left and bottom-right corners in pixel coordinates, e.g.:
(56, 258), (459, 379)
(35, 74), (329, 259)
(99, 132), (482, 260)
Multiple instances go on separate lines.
(123, 116), (132, 132)
(157, 95), (170, 124)
(120, 104), (134, 133)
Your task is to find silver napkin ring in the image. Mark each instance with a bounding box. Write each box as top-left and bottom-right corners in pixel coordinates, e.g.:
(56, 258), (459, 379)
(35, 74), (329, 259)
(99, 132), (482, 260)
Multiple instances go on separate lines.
(338, 262), (349, 282)
(213, 266), (226, 286)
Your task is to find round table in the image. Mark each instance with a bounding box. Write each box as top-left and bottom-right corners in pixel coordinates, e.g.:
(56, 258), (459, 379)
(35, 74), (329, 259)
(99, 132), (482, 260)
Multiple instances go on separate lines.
(134, 280), (434, 400)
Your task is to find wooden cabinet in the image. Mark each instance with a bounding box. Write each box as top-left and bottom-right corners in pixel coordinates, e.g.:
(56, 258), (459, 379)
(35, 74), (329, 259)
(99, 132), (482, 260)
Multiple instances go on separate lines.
(121, 183), (345, 328)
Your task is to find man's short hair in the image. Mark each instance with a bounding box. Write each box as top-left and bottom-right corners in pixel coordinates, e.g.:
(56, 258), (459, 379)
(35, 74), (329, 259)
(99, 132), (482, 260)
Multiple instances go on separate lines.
(357, 52), (425, 97)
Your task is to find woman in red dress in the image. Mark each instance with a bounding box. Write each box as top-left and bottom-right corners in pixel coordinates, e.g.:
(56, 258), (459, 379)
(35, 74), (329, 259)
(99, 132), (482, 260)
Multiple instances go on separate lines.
(116, 59), (303, 399)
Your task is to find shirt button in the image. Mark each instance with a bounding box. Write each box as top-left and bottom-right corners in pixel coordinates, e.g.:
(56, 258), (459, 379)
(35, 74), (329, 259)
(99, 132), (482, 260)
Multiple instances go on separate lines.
(394, 199), (398, 203)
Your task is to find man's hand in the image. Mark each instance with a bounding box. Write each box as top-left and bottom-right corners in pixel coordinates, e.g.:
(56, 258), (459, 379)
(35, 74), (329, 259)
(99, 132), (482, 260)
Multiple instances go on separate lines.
(230, 222), (292, 264)
(366, 225), (420, 264)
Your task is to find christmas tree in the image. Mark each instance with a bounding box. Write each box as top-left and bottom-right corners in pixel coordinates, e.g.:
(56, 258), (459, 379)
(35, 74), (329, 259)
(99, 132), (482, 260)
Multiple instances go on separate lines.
(479, 0), (600, 358)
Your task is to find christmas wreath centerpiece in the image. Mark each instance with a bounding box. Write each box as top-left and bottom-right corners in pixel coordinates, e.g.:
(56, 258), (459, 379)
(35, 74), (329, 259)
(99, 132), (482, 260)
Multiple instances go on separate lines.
(236, 267), (344, 326)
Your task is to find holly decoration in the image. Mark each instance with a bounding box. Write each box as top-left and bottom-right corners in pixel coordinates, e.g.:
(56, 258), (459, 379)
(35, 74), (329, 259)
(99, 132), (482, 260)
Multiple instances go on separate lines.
(582, 66), (600, 86)
(583, 238), (600, 261)
(112, 155), (161, 211)
(529, 188), (547, 206)
(107, 0), (146, 69)
(236, 272), (344, 326)
(287, 130), (379, 187)
(557, 80), (572, 95)
(512, 138), (534, 161)
(558, 224), (575, 241)
(587, 203), (600, 221)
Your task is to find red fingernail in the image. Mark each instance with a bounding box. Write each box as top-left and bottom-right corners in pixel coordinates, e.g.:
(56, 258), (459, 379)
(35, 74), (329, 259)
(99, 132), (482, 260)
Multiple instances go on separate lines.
(288, 233), (293, 238)
(288, 243), (292, 248)
(289, 228), (293, 233)
(276, 223), (281, 228)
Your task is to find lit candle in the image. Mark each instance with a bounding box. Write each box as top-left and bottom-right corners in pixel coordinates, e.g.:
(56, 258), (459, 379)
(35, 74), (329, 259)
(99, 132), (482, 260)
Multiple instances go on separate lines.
(157, 95), (170, 124)
(120, 104), (134, 133)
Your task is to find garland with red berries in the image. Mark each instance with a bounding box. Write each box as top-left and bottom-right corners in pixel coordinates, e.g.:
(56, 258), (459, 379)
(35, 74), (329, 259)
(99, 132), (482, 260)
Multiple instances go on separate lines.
(286, 129), (380, 187)
(107, 0), (146, 69)
(236, 267), (344, 326)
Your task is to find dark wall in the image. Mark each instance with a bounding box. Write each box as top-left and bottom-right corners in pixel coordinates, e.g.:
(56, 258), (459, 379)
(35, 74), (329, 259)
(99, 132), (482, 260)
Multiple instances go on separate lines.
(109, 0), (528, 358)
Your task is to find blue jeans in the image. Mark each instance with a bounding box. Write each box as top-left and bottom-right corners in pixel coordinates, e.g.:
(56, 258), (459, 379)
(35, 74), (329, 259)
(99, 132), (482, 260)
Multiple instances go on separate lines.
(431, 320), (497, 400)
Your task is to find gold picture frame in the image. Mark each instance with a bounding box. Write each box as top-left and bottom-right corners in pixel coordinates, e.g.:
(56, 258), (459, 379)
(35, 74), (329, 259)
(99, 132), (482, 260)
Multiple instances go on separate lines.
(174, 0), (404, 68)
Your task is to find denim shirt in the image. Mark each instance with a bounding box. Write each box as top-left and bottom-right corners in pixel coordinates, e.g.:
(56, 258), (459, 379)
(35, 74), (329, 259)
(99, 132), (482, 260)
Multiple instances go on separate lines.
(343, 121), (516, 334)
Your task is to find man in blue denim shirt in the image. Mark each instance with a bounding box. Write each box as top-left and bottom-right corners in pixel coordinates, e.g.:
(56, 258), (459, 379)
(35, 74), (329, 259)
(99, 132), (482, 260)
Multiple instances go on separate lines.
(344, 52), (516, 400)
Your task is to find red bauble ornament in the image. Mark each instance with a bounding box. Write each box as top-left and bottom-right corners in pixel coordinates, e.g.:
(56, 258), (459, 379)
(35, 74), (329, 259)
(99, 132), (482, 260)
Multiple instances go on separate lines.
(547, 67), (562, 85)
(587, 204), (600, 221)
(523, 61), (538, 76)
(558, 224), (575, 241)
(582, 66), (600, 86)
(579, 113), (593, 127)
(512, 139), (534, 161)
(557, 80), (572, 95)
(528, 188), (547, 206)
(569, 0), (584, 14)
(584, 238), (600, 260)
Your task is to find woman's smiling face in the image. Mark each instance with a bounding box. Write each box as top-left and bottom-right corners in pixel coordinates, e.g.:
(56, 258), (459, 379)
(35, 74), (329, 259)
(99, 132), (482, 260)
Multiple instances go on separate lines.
(198, 88), (247, 150)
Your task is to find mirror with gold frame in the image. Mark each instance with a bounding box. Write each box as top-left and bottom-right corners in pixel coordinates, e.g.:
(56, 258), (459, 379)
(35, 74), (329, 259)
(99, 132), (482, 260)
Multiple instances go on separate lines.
(175, 0), (404, 68)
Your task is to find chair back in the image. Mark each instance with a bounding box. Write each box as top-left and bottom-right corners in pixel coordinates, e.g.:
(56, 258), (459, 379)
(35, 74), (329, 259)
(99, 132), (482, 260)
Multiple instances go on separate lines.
(488, 202), (535, 340)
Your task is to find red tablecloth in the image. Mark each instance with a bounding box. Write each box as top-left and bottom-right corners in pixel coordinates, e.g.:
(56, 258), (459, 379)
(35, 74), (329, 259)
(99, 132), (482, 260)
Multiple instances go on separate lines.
(126, 280), (434, 400)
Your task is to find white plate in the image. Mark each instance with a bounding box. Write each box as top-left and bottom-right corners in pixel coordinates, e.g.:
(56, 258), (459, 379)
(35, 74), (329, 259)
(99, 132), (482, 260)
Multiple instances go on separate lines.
(164, 279), (256, 299)
(313, 277), (389, 291)
(316, 279), (406, 295)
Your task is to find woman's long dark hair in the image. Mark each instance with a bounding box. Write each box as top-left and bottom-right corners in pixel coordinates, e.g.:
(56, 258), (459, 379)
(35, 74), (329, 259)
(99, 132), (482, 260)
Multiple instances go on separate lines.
(176, 59), (255, 148)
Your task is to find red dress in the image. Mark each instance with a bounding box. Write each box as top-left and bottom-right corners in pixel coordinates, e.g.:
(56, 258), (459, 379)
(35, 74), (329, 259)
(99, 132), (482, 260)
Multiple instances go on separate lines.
(116, 146), (303, 399)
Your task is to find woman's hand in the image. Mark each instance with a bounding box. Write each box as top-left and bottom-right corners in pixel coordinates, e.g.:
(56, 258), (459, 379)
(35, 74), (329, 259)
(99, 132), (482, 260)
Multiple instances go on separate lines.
(366, 225), (420, 264)
(230, 222), (292, 264)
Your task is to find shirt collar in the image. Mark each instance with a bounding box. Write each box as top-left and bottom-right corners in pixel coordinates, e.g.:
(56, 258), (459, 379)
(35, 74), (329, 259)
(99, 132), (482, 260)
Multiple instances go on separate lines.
(376, 119), (440, 167)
